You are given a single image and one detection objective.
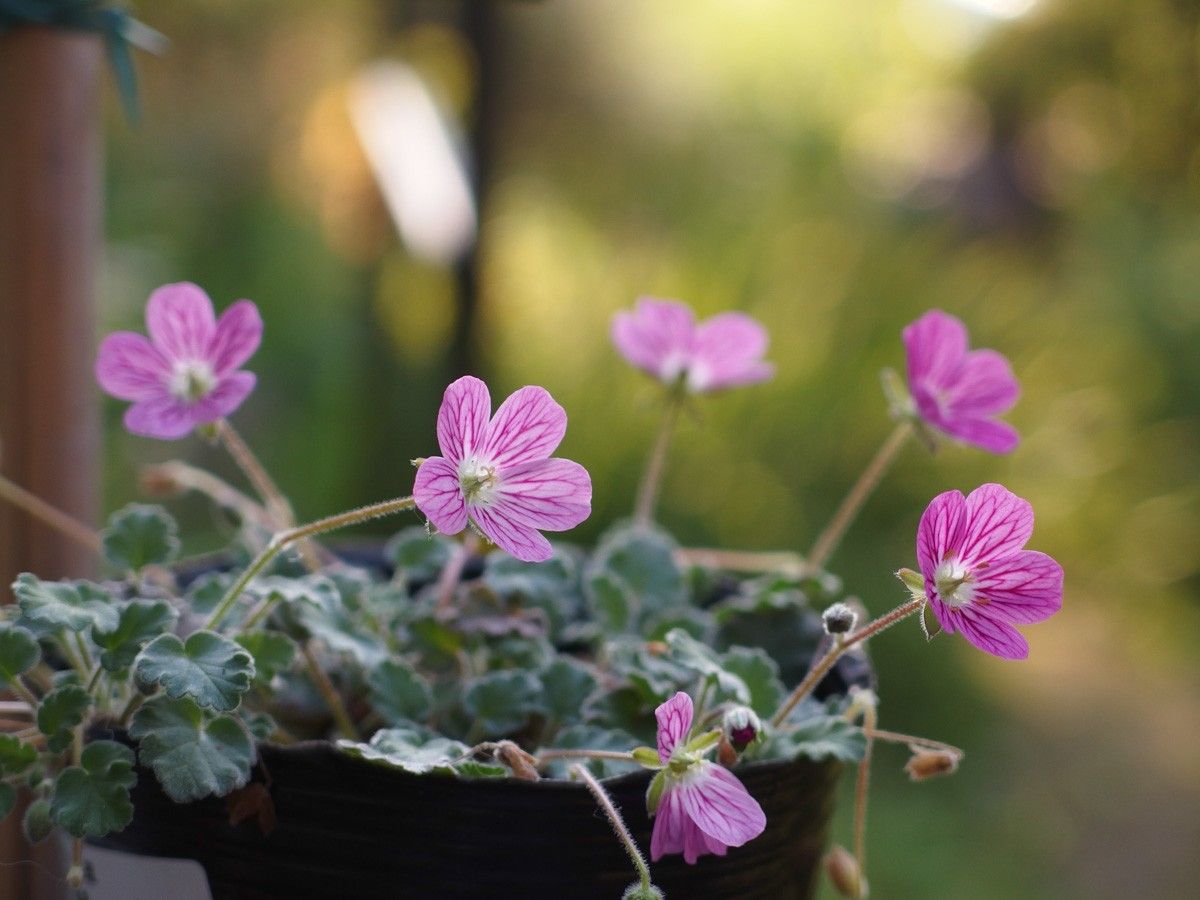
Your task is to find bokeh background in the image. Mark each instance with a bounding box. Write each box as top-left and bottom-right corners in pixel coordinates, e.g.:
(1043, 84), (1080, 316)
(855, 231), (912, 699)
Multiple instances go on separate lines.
(95, 1), (1199, 896)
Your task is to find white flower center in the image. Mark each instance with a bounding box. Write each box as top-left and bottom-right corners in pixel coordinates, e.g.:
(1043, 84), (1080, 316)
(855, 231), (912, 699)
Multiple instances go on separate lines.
(167, 360), (216, 402)
(934, 557), (975, 607)
(458, 457), (499, 505)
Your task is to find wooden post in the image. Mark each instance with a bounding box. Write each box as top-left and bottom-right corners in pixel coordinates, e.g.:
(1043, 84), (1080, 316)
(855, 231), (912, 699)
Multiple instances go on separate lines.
(0, 25), (104, 900)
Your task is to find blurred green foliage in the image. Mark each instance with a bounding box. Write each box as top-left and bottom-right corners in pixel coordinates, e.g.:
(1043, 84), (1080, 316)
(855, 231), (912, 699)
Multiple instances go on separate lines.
(96, 1), (1199, 897)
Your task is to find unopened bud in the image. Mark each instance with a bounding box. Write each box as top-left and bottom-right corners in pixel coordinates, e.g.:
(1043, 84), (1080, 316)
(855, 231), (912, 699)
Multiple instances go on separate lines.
(822, 602), (858, 635)
(722, 706), (762, 753)
(825, 844), (868, 898)
(410, 457), (427, 468)
(895, 567), (925, 597)
(904, 747), (960, 782)
(494, 740), (540, 781)
(66, 864), (84, 889)
(644, 640), (668, 656)
(139, 464), (183, 498)
(623, 882), (665, 900)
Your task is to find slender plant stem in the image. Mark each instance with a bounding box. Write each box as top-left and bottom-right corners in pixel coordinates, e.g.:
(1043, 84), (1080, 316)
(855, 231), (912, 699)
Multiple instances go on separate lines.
(0, 701), (34, 717)
(0, 472), (101, 553)
(205, 495), (416, 632)
(142, 460), (274, 530)
(854, 698), (878, 876)
(535, 749), (636, 767)
(85, 664), (103, 693)
(674, 547), (805, 576)
(571, 763), (654, 893)
(771, 598), (922, 727)
(634, 394), (683, 525)
(805, 420), (913, 573)
(300, 641), (358, 741)
(117, 692), (145, 728)
(434, 534), (475, 612)
(690, 679), (712, 739)
(867, 728), (964, 758)
(217, 419), (294, 528)
(56, 636), (86, 677)
(7, 676), (38, 707)
(73, 632), (94, 671)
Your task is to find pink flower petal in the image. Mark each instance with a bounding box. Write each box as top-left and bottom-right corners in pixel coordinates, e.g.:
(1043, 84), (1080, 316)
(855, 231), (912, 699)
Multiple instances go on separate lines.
(436, 376), (491, 465)
(492, 458), (591, 532)
(677, 763), (767, 848)
(95, 332), (169, 401)
(903, 309), (967, 388)
(951, 607), (1030, 660)
(123, 396), (198, 440)
(650, 786), (686, 862)
(470, 503), (553, 562)
(146, 283), (216, 362)
(208, 300), (262, 376)
(611, 297), (695, 381)
(689, 312), (773, 392)
(480, 386), (567, 469)
(939, 416), (1020, 455)
(944, 349), (1019, 418)
(959, 484), (1033, 568)
(194, 371), (256, 423)
(916, 490), (967, 581)
(655, 691), (694, 763)
(413, 457), (468, 536)
(974, 550), (1063, 624)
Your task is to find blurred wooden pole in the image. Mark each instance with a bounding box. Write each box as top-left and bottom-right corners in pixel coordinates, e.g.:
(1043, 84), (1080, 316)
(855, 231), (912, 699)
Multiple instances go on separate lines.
(0, 26), (103, 900)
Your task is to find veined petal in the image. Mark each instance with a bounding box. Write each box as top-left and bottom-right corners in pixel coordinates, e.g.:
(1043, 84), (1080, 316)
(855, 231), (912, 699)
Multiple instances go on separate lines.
(480, 386), (567, 469)
(492, 458), (592, 532)
(650, 786), (687, 862)
(959, 484), (1033, 568)
(655, 691), (694, 763)
(916, 490), (967, 580)
(611, 297), (696, 379)
(194, 371), (256, 423)
(952, 607), (1030, 660)
(944, 349), (1019, 418)
(974, 550), (1062, 624)
(146, 282), (216, 362)
(123, 396), (198, 440)
(95, 332), (170, 400)
(208, 300), (263, 376)
(903, 309), (967, 390)
(939, 416), (1020, 455)
(677, 763), (766, 847)
(436, 376), (491, 464)
(471, 503), (552, 562)
(413, 457), (468, 536)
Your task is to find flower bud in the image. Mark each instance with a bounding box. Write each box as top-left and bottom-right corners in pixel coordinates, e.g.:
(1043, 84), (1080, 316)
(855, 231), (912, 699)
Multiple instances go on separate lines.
(825, 844), (868, 898)
(895, 567), (925, 597)
(904, 747), (960, 782)
(822, 602), (858, 635)
(623, 882), (665, 900)
(138, 464), (184, 498)
(722, 706), (762, 753)
(494, 740), (540, 781)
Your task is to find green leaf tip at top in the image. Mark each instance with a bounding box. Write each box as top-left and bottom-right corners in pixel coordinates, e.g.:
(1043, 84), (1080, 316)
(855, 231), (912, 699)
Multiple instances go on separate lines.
(37, 684), (93, 753)
(101, 503), (180, 573)
(135, 630), (255, 712)
(12, 574), (119, 635)
(0, 734), (38, 776)
(49, 740), (136, 839)
(93, 599), (178, 673)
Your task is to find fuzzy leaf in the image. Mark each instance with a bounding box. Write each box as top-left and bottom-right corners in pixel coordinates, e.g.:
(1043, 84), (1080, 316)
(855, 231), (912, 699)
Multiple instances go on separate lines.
(135, 631), (255, 712)
(588, 523), (684, 615)
(461, 671), (542, 738)
(719, 647), (786, 718)
(23, 797), (54, 843)
(664, 628), (749, 703)
(13, 574), (119, 635)
(539, 658), (599, 725)
(483, 550), (580, 637)
(50, 740), (136, 838)
(367, 659), (433, 725)
(235, 632), (297, 684)
(541, 724), (639, 779)
(607, 639), (690, 705)
(129, 696), (254, 802)
(37, 684), (92, 753)
(0, 624), (40, 684)
(385, 527), (454, 585)
(287, 579), (388, 667)
(338, 727), (506, 778)
(92, 599), (178, 673)
(242, 711), (277, 742)
(585, 572), (635, 634)
(767, 716), (867, 763)
(101, 504), (180, 572)
(0, 734), (37, 775)
(185, 573), (231, 615)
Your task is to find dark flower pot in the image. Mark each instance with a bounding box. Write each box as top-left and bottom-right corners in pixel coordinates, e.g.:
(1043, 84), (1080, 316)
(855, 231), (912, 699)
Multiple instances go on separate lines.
(89, 737), (843, 900)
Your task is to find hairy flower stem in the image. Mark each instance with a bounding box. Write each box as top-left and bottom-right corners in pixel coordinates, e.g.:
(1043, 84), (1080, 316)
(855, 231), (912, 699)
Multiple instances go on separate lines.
(205, 495), (417, 632)
(867, 728), (964, 758)
(571, 763), (654, 893)
(805, 420), (913, 573)
(142, 461), (274, 530)
(300, 641), (358, 740)
(771, 598), (922, 728)
(7, 676), (38, 707)
(634, 393), (683, 525)
(853, 697), (878, 879)
(117, 693), (145, 728)
(0, 473), (101, 553)
(535, 749), (636, 768)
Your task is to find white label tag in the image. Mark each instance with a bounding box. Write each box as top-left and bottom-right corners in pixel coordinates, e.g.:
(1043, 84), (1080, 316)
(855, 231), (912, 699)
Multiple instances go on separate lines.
(81, 845), (213, 900)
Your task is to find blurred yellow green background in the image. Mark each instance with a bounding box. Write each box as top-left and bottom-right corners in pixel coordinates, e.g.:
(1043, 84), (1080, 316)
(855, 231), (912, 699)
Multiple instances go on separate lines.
(97, 1), (1200, 896)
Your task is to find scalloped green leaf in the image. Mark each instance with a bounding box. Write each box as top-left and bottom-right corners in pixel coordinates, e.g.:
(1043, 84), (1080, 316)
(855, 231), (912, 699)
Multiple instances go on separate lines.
(483, 549), (581, 638)
(367, 659), (432, 725)
(129, 696), (254, 802)
(337, 727), (505, 778)
(461, 671), (542, 738)
(0, 734), (37, 776)
(0, 624), (40, 685)
(587, 523), (684, 615)
(185, 573), (232, 615)
(766, 716), (866, 764)
(585, 571), (635, 634)
(664, 628), (749, 703)
(385, 526), (454, 585)
(235, 632), (297, 684)
(719, 646), (786, 718)
(135, 630), (255, 712)
(286, 579), (388, 667)
(93, 599), (178, 673)
(539, 658), (599, 725)
(49, 740), (136, 838)
(37, 684), (92, 753)
(13, 575), (118, 635)
(101, 504), (180, 573)
(23, 797), (54, 843)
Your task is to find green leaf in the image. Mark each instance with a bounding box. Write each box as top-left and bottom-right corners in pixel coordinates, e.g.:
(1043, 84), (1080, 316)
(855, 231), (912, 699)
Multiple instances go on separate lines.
(643, 606), (715, 642)
(541, 724), (639, 779)
(461, 671), (542, 738)
(242, 711), (277, 742)
(286, 579), (388, 667)
(664, 628), (749, 703)
(483, 550), (581, 638)
(185, 573), (231, 615)
(92, 599), (178, 673)
(587, 523), (684, 616)
(135, 630), (255, 712)
(585, 572), (635, 634)
(0, 624), (40, 685)
(719, 647), (786, 718)
(235, 632), (297, 684)
(367, 659), (433, 725)
(49, 740), (136, 838)
(0, 783), (14, 820)
(13, 574), (119, 635)
(37, 685), (92, 753)
(0, 734), (37, 776)
(101, 504), (180, 572)
(766, 716), (866, 764)
(22, 797), (54, 843)
(337, 727), (505, 778)
(129, 696), (254, 802)
(385, 527), (454, 585)
(606, 638), (690, 705)
(715, 586), (824, 685)
(539, 658), (599, 725)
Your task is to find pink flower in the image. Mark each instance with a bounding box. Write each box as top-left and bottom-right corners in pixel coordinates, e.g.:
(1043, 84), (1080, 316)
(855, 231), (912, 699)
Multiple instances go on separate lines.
(903, 310), (1020, 454)
(917, 483), (1063, 660)
(648, 692), (766, 864)
(95, 283), (262, 440)
(413, 376), (591, 563)
(612, 298), (773, 393)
